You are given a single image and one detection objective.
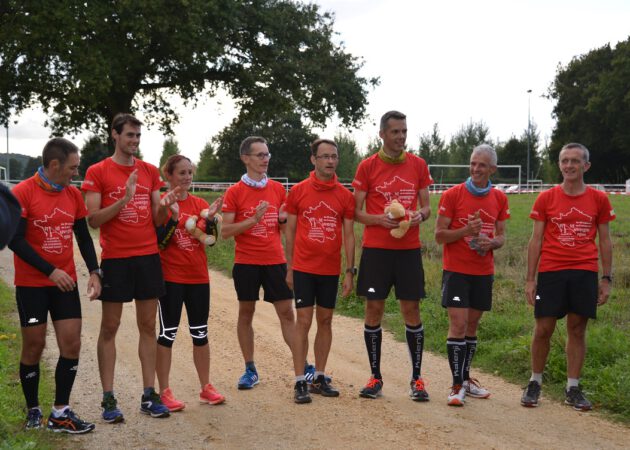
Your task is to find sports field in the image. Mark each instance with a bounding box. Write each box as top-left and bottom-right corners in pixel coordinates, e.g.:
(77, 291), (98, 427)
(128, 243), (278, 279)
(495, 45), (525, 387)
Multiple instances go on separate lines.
(203, 192), (630, 422)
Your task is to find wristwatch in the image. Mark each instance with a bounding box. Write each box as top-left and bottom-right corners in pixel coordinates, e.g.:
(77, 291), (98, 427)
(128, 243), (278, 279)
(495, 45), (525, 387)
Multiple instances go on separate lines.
(90, 268), (104, 279)
(601, 275), (613, 283)
(346, 267), (358, 276)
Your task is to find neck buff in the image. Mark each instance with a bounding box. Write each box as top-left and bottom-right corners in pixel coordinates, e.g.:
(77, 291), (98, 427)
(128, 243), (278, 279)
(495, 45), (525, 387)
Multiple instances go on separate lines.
(34, 166), (64, 192)
(309, 170), (337, 191)
(465, 177), (492, 196)
(378, 148), (406, 164)
(241, 173), (268, 189)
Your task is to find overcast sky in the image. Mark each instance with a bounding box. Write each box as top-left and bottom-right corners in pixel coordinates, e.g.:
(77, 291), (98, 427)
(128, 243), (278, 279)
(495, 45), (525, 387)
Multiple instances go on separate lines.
(3, 0), (630, 169)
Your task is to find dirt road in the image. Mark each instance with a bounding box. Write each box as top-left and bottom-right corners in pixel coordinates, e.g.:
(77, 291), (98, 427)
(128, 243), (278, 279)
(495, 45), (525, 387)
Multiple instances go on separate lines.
(1, 246), (628, 449)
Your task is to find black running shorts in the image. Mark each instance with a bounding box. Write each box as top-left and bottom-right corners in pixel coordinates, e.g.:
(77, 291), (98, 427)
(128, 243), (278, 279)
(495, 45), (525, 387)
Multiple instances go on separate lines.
(99, 253), (165, 302)
(293, 270), (339, 309)
(441, 270), (493, 311)
(357, 247), (425, 301)
(232, 263), (293, 302)
(158, 281), (210, 347)
(535, 270), (598, 319)
(16, 286), (81, 327)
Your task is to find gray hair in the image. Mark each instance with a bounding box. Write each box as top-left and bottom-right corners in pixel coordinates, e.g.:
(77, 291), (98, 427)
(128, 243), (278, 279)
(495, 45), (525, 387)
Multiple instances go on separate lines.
(379, 110), (406, 131)
(561, 143), (590, 162)
(472, 144), (497, 166)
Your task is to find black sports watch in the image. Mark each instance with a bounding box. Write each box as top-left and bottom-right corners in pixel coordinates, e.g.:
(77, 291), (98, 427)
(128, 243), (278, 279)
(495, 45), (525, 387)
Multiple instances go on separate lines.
(601, 275), (613, 283)
(346, 267), (358, 276)
(90, 268), (104, 279)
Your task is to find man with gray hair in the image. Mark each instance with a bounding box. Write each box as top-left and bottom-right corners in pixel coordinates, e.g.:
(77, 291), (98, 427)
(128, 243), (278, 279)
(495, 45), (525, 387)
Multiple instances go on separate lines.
(521, 142), (614, 411)
(435, 144), (509, 406)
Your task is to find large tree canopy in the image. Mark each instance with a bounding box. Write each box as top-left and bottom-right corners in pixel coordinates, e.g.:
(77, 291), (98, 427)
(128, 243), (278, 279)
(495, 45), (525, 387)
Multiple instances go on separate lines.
(0, 0), (376, 136)
(549, 37), (630, 183)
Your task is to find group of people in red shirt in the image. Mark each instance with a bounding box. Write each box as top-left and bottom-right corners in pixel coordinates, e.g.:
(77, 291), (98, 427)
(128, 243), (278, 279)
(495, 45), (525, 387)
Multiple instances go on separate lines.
(8, 109), (614, 434)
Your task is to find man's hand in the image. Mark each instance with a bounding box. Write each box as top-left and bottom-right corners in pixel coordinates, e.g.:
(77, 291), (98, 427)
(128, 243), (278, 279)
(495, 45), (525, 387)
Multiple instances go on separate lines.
(285, 268), (294, 290)
(254, 201), (269, 222)
(598, 279), (611, 305)
(474, 234), (494, 251)
(466, 213), (483, 236)
(123, 170), (138, 203)
(49, 268), (76, 292)
(278, 203), (288, 224)
(525, 280), (537, 306)
(408, 210), (424, 226)
(87, 273), (102, 300)
(207, 196), (224, 219)
(341, 273), (354, 297)
(375, 214), (400, 229)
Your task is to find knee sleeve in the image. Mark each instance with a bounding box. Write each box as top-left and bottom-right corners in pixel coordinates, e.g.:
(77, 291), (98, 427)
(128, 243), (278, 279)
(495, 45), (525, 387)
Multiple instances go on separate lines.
(189, 324), (208, 346)
(157, 326), (178, 348)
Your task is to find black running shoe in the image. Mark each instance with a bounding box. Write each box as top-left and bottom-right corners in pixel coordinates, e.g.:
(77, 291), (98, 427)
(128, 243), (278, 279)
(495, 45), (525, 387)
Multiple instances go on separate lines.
(521, 380), (541, 407)
(140, 389), (170, 418)
(24, 407), (43, 430)
(409, 377), (430, 402)
(47, 409), (95, 434)
(359, 376), (383, 399)
(565, 386), (592, 411)
(310, 375), (339, 397)
(294, 380), (312, 404)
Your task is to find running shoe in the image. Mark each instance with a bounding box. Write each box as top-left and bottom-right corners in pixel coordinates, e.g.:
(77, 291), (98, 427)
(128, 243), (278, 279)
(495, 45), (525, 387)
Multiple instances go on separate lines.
(294, 380), (312, 404)
(359, 376), (383, 399)
(304, 364), (315, 384)
(160, 387), (186, 412)
(101, 395), (124, 423)
(565, 386), (592, 411)
(200, 383), (226, 405)
(409, 377), (430, 402)
(24, 407), (43, 430)
(521, 380), (541, 407)
(447, 384), (466, 407)
(309, 375), (339, 397)
(237, 368), (259, 390)
(463, 378), (491, 399)
(47, 409), (95, 434)
(140, 389), (170, 418)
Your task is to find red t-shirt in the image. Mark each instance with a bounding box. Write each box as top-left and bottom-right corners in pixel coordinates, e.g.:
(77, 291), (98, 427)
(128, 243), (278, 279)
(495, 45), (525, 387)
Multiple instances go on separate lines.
(82, 157), (164, 260)
(222, 180), (286, 265)
(159, 194), (210, 284)
(285, 173), (355, 275)
(352, 152), (433, 249)
(530, 185), (615, 273)
(438, 184), (510, 275)
(12, 177), (87, 287)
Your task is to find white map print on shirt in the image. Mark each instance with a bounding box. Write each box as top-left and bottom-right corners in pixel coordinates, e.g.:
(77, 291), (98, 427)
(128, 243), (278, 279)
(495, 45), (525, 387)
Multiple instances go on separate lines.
(375, 176), (416, 208)
(550, 207), (593, 247)
(33, 208), (74, 254)
(243, 201), (278, 238)
(109, 184), (151, 223)
(302, 201), (338, 243)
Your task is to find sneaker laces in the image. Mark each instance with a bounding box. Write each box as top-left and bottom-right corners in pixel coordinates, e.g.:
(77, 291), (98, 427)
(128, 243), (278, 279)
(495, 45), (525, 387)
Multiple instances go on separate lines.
(365, 377), (381, 388)
(102, 396), (117, 410)
(413, 378), (427, 390)
(525, 381), (541, 396)
(449, 384), (463, 395)
(27, 408), (41, 420)
(466, 378), (482, 389)
(568, 387), (586, 402)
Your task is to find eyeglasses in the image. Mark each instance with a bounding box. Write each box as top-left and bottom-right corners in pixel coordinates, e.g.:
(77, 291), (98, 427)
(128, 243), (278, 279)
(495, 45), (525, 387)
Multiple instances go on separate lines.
(247, 152), (272, 160)
(314, 154), (339, 160)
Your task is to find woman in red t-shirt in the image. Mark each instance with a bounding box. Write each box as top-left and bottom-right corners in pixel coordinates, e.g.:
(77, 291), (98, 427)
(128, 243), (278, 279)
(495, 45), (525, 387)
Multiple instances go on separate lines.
(155, 155), (225, 411)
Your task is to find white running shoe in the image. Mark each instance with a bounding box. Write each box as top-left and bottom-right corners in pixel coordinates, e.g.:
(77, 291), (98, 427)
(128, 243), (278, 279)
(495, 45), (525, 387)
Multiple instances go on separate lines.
(463, 378), (491, 398)
(447, 385), (466, 407)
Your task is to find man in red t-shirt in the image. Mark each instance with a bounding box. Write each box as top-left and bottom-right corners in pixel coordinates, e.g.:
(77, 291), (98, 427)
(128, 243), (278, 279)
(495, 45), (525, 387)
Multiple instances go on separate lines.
(521, 143), (614, 411)
(435, 144), (509, 406)
(221, 136), (295, 390)
(9, 138), (100, 433)
(82, 113), (178, 422)
(352, 111), (433, 401)
(284, 138), (355, 404)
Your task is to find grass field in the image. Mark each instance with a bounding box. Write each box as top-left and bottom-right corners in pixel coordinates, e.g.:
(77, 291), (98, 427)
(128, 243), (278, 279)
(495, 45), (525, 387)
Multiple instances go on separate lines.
(0, 280), (58, 449)
(199, 191), (630, 422)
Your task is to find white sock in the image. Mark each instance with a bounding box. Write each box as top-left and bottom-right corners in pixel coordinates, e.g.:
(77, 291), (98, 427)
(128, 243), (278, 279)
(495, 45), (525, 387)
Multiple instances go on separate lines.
(295, 375), (306, 382)
(530, 373), (543, 384)
(51, 405), (69, 418)
(315, 371), (324, 379)
(567, 378), (579, 389)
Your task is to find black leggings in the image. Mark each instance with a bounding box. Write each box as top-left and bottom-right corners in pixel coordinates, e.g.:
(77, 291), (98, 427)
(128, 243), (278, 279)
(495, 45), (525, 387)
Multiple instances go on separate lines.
(157, 282), (210, 347)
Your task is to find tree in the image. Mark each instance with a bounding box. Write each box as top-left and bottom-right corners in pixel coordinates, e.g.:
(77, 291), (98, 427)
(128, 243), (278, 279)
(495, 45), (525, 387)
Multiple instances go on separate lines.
(447, 120), (491, 164)
(0, 1), (377, 140)
(496, 122), (541, 183)
(159, 137), (180, 170)
(8, 158), (23, 180)
(334, 133), (361, 181)
(196, 141), (220, 181)
(79, 136), (110, 178)
(213, 109), (316, 181)
(418, 123), (448, 164)
(549, 37), (630, 182)
(22, 156), (42, 179)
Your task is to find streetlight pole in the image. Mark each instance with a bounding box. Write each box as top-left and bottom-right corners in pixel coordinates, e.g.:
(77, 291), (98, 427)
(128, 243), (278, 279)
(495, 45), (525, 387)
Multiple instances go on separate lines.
(5, 123), (8, 183)
(526, 89), (532, 191)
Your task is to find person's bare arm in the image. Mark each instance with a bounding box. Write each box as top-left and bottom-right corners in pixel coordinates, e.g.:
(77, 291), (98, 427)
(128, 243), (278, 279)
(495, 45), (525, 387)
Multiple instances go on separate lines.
(353, 189), (398, 228)
(597, 222), (613, 305)
(85, 170), (137, 229)
(341, 217), (355, 297)
(525, 220), (545, 305)
(220, 202), (269, 239)
(435, 214), (481, 244)
(409, 187), (431, 225)
(284, 213), (297, 290)
(475, 220), (507, 252)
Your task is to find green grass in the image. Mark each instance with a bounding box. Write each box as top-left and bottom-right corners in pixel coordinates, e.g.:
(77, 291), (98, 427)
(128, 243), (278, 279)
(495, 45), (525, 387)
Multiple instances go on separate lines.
(202, 190), (630, 423)
(0, 280), (58, 449)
